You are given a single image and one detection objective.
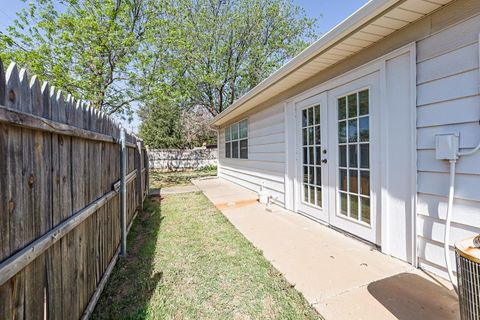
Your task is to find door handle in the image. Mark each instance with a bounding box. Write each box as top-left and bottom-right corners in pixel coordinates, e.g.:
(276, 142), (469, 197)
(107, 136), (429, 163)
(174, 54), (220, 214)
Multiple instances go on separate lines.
(322, 159), (327, 164)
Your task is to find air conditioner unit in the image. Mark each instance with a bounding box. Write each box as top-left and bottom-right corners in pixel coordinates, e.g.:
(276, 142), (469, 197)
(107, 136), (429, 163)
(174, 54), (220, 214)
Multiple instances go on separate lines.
(455, 236), (480, 319)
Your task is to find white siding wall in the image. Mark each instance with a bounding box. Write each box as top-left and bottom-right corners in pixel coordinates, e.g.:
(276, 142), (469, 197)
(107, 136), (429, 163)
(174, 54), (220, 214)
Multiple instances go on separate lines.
(416, 13), (480, 277)
(218, 103), (286, 204)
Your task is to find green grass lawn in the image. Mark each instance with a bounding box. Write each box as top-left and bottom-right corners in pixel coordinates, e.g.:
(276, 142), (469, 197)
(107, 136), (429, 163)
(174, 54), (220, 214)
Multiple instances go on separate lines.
(149, 166), (217, 189)
(92, 192), (320, 320)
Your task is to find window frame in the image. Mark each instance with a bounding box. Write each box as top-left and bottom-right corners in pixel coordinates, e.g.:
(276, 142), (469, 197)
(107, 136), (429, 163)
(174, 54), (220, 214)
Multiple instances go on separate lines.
(225, 118), (248, 159)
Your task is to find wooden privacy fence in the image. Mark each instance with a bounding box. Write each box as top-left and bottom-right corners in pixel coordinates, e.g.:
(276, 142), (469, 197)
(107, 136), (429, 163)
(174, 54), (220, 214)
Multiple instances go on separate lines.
(0, 60), (149, 319)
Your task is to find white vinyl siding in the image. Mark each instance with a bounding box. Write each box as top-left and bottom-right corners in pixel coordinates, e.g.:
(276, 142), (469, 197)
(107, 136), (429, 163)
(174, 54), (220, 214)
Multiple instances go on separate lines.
(218, 103), (286, 204)
(415, 13), (480, 277)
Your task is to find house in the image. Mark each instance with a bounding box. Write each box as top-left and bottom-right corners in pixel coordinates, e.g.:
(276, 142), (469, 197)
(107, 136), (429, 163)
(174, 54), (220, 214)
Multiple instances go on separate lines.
(210, 0), (480, 280)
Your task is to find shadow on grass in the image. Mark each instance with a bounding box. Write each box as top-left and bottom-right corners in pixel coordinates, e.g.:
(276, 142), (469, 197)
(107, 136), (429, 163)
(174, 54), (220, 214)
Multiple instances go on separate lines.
(91, 195), (164, 319)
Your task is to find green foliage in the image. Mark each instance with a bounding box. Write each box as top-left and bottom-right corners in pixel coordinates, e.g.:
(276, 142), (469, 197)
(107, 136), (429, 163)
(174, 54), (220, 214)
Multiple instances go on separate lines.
(0, 0), (151, 118)
(138, 0), (318, 116)
(138, 103), (184, 149)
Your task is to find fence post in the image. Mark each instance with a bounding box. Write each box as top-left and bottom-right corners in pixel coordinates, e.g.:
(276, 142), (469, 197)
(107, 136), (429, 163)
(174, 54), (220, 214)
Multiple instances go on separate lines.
(119, 128), (127, 257)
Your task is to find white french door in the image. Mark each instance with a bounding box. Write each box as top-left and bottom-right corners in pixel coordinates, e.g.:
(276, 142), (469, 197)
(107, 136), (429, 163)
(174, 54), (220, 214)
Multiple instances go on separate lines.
(294, 73), (380, 245)
(327, 72), (380, 245)
(295, 93), (328, 222)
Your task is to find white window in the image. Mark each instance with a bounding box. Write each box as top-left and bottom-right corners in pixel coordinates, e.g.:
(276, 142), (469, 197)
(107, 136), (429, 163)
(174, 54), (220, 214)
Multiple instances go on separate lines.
(225, 119), (248, 159)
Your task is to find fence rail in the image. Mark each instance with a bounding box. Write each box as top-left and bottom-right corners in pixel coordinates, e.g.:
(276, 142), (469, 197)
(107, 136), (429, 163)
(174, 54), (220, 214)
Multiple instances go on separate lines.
(0, 60), (148, 320)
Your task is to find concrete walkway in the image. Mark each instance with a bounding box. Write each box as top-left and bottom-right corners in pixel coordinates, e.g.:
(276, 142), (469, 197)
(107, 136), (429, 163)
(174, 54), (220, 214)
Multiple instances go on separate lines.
(193, 178), (460, 320)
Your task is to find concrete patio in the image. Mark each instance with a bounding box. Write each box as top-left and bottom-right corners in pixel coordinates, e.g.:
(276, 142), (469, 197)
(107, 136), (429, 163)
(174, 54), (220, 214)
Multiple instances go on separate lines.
(192, 177), (460, 320)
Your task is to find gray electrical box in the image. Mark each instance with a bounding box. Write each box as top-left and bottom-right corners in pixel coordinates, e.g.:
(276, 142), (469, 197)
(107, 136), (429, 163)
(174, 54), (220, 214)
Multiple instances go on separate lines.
(435, 133), (459, 161)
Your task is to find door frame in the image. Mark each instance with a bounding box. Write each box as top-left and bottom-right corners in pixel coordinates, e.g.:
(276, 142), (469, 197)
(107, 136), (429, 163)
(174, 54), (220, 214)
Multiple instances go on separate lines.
(284, 42), (417, 264)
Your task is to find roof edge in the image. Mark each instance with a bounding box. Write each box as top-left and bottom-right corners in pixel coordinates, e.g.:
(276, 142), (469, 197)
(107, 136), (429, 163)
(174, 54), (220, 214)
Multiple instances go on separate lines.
(210, 0), (402, 127)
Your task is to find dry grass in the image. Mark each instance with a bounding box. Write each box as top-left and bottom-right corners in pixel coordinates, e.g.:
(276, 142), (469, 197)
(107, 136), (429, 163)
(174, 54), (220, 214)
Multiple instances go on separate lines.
(92, 192), (321, 320)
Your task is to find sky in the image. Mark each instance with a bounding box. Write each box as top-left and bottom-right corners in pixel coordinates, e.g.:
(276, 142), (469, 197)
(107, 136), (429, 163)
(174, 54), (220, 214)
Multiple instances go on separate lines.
(0, 0), (368, 133)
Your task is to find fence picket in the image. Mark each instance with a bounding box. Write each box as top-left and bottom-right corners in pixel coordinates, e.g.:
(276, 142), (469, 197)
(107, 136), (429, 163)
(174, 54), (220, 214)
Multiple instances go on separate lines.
(0, 57), (147, 319)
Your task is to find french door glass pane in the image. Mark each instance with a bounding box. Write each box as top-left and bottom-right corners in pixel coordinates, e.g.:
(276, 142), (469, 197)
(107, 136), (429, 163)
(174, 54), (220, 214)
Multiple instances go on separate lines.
(348, 94), (357, 118)
(338, 97), (347, 120)
(349, 170), (358, 194)
(360, 144), (369, 169)
(349, 144), (358, 168)
(360, 171), (370, 196)
(308, 108), (314, 126)
(301, 104), (323, 208)
(340, 193), (348, 216)
(316, 187), (322, 207)
(338, 89), (370, 224)
(359, 90), (369, 115)
(359, 117), (369, 142)
(348, 119), (357, 142)
(350, 195), (359, 219)
(361, 197), (370, 224)
(339, 145), (347, 167)
(339, 121), (346, 143)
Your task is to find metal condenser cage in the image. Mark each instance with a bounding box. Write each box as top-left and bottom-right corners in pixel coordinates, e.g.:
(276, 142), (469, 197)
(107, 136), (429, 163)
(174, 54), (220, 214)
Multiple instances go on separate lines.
(455, 238), (480, 320)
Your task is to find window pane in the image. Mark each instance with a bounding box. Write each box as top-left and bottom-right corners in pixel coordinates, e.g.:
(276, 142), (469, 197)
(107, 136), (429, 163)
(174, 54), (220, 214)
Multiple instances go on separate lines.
(360, 171), (370, 196)
(240, 139), (248, 159)
(315, 166), (321, 186)
(308, 127), (314, 145)
(339, 145), (347, 167)
(338, 97), (346, 120)
(304, 184), (309, 202)
(339, 169), (347, 191)
(309, 186), (315, 205)
(225, 142), (231, 158)
(315, 105), (320, 124)
(309, 166), (314, 184)
(225, 127), (231, 142)
(303, 147), (308, 165)
(303, 128), (307, 146)
(360, 144), (369, 169)
(239, 120), (248, 138)
(350, 195), (359, 219)
(361, 197), (370, 224)
(359, 90), (369, 115)
(348, 119), (358, 143)
(340, 193), (348, 216)
(231, 123), (239, 140)
(302, 109), (308, 127)
(349, 170), (358, 194)
(309, 147), (314, 165)
(316, 146), (321, 165)
(316, 187), (322, 207)
(349, 144), (358, 168)
(359, 117), (369, 142)
(348, 93), (357, 118)
(339, 121), (346, 143)
(303, 166), (308, 183)
(231, 141), (239, 158)
(315, 126), (321, 145)
(308, 107), (314, 126)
